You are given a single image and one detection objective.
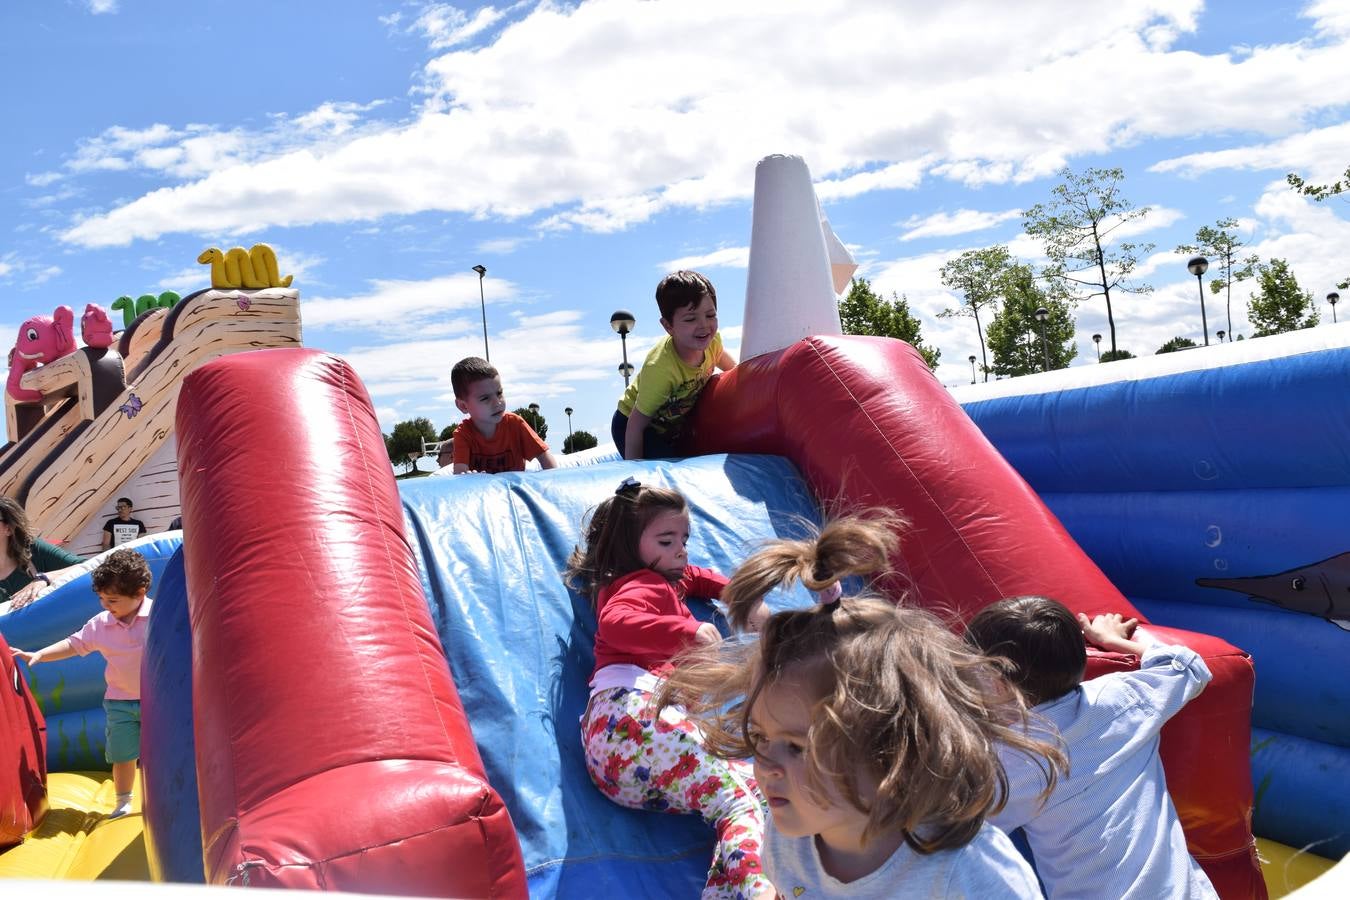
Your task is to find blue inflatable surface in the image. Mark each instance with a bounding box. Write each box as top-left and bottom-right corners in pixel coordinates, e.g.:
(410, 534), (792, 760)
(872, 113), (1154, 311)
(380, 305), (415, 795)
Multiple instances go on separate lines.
(400, 454), (823, 898)
(0, 533), (182, 770)
(960, 338), (1350, 858)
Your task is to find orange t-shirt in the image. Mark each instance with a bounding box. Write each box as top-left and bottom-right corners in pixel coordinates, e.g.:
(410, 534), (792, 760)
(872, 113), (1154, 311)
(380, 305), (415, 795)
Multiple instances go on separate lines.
(452, 412), (549, 473)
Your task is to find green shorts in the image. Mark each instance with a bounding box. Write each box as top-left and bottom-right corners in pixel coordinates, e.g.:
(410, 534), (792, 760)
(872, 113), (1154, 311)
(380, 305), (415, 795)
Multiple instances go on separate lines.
(104, 699), (142, 764)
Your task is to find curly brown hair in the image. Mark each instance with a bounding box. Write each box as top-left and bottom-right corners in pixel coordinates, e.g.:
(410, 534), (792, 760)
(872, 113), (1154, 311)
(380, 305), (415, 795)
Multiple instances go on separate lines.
(563, 482), (687, 607)
(0, 496), (35, 572)
(659, 515), (1066, 854)
(91, 548), (153, 596)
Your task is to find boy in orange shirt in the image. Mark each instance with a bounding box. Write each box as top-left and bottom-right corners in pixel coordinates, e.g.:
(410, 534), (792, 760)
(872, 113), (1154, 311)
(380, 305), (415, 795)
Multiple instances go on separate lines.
(450, 357), (558, 474)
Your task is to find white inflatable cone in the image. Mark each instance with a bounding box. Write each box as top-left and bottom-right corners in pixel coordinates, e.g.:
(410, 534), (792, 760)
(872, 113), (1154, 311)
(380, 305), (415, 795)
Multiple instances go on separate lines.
(740, 154), (852, 361)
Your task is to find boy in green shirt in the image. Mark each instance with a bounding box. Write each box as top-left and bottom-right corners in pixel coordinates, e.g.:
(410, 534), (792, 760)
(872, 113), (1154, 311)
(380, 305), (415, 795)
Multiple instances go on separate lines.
(611, 271), (736, 459)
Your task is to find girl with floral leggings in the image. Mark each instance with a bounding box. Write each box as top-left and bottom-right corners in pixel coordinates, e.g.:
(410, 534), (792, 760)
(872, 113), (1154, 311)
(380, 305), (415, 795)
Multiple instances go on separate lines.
(565, 477), (772, 899)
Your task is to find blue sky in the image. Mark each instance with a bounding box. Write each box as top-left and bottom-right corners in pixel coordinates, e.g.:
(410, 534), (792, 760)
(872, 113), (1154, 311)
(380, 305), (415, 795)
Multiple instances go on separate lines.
(3, 0), (1350, 445)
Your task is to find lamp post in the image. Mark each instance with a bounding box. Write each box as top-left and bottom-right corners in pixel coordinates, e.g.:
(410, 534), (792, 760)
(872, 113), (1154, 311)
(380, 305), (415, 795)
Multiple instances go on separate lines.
(1329, 291), (1340, 324)
(1187, 256), (1210, 346)
(1092, 333), (1102, 361)
(610, 309), (636, 386)
(968, 354), (977, 385)
(1034, 306), (1050, 372)
(1216, 329), (1226, 343)
(472, 264), (490, 361)
(564, 406), (573, 453)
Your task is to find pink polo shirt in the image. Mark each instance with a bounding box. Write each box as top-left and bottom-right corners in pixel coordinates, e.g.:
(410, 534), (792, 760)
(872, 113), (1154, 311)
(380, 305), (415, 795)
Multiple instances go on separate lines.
(68, 596), (152, 701)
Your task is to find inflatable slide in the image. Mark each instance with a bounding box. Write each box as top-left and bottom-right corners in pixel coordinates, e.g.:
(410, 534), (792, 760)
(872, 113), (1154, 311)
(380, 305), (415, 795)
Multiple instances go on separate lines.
(0, 157), (1281, 896)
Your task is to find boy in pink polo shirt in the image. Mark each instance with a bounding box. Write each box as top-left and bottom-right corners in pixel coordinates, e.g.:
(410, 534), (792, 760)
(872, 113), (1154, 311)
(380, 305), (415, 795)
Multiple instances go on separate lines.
(13, 548), (153, 819)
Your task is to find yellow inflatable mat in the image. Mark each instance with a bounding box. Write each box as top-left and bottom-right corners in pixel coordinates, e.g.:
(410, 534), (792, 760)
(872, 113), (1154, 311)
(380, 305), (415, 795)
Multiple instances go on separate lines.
(0, 772), (147, 881)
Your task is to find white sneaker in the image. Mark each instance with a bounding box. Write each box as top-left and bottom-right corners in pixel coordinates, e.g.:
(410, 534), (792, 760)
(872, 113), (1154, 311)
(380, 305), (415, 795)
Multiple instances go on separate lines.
(108, 800), (132, 819)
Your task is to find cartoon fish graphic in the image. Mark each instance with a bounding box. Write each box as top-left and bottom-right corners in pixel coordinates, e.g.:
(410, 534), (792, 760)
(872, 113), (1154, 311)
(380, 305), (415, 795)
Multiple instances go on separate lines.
(1197, 551), (1350, 631)
(118, 393), (143, 419)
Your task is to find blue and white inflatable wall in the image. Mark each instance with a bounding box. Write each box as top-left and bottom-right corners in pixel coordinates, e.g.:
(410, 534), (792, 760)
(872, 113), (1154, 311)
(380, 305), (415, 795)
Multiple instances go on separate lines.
(956, 326), (1350, 860)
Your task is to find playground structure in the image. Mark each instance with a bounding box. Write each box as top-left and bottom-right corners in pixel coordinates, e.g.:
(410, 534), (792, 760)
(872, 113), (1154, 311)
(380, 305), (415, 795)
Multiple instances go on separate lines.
(0, 158), (1344, 896)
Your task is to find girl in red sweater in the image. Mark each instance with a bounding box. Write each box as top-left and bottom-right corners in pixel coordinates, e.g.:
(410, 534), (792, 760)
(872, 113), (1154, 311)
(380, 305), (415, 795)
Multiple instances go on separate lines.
(565, 477), (772, 899)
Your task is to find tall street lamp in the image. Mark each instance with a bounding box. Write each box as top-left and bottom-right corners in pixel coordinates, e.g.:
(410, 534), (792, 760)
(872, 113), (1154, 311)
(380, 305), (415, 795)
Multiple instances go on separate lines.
(1092, 333), (1102, 361)
(1187, 256), (1210, 346)
(472, 264), (490, 361)
(1034, 306), (1050, 372)
(1216, 329), (1226, 343)
(564, 406), (574, 452)
(1328, 291), (1340, 324)
(611, 309), (636, 386)
(968, 354), (977, 385)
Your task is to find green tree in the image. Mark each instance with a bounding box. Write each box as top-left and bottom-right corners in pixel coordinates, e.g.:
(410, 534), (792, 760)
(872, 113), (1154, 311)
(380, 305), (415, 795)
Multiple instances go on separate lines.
(1287, 165), (1350, 289)
(1175, 218), (1259, 339)
(438, 423), (457, 441)
(838, 277), (941, 370)
(938, 246), (1013, 381)
(1246, 258), (1319, 337)
(984, 264), (1077, 377)
(514, 407), (548, 440)
(1024, 166), (1154, 355)
(385, 417), (438, 473)
(564, 430), (599, 454)
(1100, 348), (1136, 362)
(1156, 336), (1199, 354)
(1287, 165), (1350, 202)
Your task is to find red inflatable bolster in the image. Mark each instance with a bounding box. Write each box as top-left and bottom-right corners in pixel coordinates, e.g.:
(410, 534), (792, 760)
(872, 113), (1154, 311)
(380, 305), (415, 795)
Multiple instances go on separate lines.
(0, 631), (47, 848)
(688, 336), (1264, 899)
(177, 348), (526, 897)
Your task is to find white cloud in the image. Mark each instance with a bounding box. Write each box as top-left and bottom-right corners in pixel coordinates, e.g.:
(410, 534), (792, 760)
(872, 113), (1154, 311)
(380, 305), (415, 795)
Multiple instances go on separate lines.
(899, 209), (1022, 242)
(409, 3), (507, 49)
(475, 236), (528, 255)
(56, 0), (1350, 248)
(1151, 122), (1350, 184)
(26, 171), (63, 187)
(303, 271), (517, 333)
(31, 266), (62, 285)
(659, 246), (749, 271)
(87, 0), (118, 14)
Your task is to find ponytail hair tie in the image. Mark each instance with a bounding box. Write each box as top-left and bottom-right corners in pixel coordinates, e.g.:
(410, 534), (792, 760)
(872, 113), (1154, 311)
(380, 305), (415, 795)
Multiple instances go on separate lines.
(816, 581), (843, 606)
(615, 476), (641, 496)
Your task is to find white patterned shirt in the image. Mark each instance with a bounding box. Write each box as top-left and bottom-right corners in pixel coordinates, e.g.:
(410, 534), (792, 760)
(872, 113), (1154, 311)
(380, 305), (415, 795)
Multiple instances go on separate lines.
(763, 821), (1042, 898)
(990, 632), (1218, 900)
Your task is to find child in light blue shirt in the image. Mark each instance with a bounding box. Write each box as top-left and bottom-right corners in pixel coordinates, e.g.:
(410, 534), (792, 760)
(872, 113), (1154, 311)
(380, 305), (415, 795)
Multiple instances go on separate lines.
(966, 597), (1218, 900)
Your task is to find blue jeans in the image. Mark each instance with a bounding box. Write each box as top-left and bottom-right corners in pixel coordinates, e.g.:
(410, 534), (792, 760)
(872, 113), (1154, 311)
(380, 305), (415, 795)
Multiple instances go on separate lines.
(611, 410), (680, 459)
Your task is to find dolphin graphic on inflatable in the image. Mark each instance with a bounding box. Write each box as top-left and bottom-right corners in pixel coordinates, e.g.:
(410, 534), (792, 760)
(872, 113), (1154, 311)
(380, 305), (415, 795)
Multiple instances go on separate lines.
(1198, 552), (1350, 631)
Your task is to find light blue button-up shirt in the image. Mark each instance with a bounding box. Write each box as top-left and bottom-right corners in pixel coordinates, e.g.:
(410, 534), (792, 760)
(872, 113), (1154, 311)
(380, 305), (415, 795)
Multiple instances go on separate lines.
(990, 632), (1219, 899)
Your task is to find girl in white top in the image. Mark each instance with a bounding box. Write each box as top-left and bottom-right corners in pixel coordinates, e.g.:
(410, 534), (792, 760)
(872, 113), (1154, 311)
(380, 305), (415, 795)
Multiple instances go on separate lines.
(660, 515), (1062, 898)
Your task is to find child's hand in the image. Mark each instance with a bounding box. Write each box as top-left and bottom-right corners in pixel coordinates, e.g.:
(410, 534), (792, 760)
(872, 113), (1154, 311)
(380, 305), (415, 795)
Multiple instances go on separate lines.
(694, 622), (721, 646)
(745, 602), (771, 634)
(12, 648), (37, 666)
(1077, 612), (1143, 655)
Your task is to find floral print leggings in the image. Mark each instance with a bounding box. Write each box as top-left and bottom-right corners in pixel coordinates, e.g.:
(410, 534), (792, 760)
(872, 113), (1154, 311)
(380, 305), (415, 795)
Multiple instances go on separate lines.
(583, 686), (772, 899)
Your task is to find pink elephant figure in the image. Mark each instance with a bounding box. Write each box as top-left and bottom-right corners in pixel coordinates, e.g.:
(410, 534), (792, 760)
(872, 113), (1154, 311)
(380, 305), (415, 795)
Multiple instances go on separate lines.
(7, 306), (76, 402)
(81, 303), (116, 350)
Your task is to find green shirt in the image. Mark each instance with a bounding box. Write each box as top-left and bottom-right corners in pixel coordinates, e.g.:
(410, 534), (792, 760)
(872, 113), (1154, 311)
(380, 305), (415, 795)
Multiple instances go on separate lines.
(0, 538), (83, 603)
(616, 333), (724, 437)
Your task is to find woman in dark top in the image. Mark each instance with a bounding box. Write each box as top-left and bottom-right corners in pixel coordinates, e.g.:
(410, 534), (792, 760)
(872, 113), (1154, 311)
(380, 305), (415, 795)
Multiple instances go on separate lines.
(0, 496), (84, 610)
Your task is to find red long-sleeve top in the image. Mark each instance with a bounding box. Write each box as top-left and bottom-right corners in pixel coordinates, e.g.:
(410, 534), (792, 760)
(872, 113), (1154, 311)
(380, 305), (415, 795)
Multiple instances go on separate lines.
(590, 565), (728, 680)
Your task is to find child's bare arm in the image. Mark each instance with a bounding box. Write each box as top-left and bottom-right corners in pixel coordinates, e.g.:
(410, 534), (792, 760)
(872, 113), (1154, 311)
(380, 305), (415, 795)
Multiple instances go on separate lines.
(1076, 612), (1146, 656)
(624, 410), (651, 460)
(13, 638), (76, 666)
(717, 349), (737, 371)
(537, 450), (559, 470)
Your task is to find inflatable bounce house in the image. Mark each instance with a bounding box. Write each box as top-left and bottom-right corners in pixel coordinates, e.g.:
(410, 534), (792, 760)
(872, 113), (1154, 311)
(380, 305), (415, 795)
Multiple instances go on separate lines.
(0, 155), (1344, 898)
